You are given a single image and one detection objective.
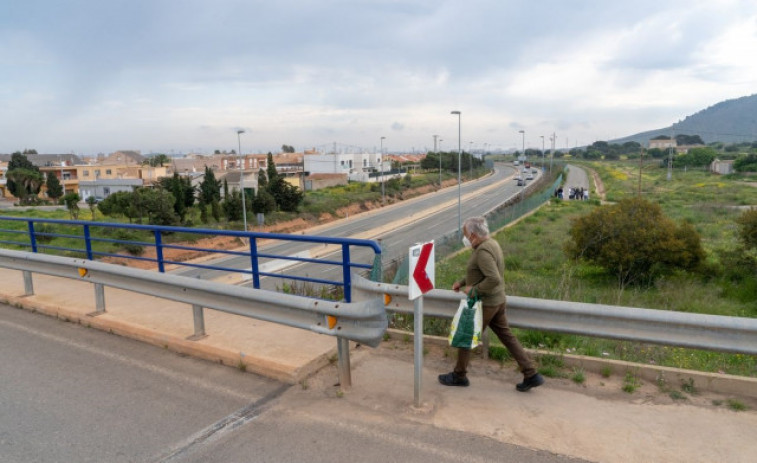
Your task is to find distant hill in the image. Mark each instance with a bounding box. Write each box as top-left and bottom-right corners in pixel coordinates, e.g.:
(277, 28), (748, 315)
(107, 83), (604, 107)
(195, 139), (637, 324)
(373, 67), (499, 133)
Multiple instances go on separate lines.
(612, 94), (757, 145)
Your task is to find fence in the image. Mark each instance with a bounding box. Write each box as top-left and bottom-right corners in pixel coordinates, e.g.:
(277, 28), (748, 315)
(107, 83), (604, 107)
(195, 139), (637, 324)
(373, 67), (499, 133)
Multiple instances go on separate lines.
(0, 216), (381, 302)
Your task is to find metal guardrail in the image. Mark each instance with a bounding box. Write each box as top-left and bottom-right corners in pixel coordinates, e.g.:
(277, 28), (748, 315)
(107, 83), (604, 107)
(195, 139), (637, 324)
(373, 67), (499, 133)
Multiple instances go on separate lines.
(0, 216), (381, 301)
(0, 248), (387, 345)
(352, 274), (757, 355)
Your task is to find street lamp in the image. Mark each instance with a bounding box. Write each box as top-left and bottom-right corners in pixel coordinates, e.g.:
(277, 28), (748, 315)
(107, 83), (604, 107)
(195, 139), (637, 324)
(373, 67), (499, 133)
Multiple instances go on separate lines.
(518, 130), (525, 161)
(237, 129), (247, 231)
(540, 135), (545, 169)
(433, 134), (440, 188)
(380, 136), (386, 206)
(451, 110), (462, 237)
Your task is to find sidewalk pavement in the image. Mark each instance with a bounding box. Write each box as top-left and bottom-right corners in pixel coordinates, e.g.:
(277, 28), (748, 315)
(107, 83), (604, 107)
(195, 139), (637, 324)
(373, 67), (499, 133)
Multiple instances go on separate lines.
(1, 266), (756, 462)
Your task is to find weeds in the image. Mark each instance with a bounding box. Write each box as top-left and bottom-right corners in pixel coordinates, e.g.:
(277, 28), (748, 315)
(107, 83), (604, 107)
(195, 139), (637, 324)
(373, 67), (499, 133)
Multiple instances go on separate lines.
(726, 399), (747, 411)
(571, 368), (586, 384)
(622, 371), (641, 393)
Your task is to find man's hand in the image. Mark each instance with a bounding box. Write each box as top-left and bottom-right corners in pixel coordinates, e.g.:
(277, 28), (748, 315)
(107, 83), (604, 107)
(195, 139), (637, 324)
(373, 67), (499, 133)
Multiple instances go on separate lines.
(452, 281), (462, 292)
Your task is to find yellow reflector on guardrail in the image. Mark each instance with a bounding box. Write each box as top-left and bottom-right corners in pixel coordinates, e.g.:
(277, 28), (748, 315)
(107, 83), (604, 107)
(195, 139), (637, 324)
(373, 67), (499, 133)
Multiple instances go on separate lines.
(327, 315), (337, 329)
(78, 268), (88, 277)
(384, 294), (392, 305)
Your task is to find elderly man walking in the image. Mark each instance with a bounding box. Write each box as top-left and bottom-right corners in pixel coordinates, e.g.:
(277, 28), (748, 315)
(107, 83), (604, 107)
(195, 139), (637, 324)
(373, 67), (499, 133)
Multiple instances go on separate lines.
(438, 216), (545, 392)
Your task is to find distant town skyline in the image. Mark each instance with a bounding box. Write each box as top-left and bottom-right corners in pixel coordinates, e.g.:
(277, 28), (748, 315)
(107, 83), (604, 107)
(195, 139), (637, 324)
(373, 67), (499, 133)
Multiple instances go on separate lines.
(2, 1), (756, 156)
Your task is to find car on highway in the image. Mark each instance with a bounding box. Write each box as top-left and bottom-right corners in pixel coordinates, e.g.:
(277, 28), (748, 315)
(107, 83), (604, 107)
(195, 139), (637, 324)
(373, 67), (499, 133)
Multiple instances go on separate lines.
(515, 176), (525, 186)
(526, 173), (534, 181)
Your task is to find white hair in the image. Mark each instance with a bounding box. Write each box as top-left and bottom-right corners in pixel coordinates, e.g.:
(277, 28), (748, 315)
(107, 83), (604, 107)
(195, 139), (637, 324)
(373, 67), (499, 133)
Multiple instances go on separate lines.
(463, 216), (489, 237)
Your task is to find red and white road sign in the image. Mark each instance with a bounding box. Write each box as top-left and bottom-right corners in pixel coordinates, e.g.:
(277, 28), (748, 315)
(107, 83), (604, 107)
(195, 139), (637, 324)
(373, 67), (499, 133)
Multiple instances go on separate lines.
(409, 241), (435, 300)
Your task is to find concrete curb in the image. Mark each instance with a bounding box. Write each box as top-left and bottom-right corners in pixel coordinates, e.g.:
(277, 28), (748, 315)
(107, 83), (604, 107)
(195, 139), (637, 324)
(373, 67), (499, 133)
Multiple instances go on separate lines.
(388, 328), (757, 400)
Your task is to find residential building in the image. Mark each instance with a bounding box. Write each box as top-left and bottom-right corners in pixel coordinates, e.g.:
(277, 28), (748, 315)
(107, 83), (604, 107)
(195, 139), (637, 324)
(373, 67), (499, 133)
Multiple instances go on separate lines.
(710, 159), (735, 175)
(649, 137), (677, 150)
(78, 179), (143, 202)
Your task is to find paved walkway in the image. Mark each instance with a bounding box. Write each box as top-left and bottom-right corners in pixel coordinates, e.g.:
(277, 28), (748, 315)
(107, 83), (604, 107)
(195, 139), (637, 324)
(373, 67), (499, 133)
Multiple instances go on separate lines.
(1, 264), (756, 462)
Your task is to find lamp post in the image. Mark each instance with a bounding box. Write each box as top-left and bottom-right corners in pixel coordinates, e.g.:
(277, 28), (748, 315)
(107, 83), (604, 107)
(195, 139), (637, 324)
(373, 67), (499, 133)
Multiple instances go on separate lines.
(438, 139), (444, 188)
(380, 136), (386, 206)
(451, 110), (462, 237)
(540, 135), (545, 169)
(518, 129), (525, 161)
(237, 129), (247, 231)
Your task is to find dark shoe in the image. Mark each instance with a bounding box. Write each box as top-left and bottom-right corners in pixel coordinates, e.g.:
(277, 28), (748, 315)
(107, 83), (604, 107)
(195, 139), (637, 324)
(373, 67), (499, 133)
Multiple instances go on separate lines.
(438, 372), (470, 387)
(516, 373), (545, 392)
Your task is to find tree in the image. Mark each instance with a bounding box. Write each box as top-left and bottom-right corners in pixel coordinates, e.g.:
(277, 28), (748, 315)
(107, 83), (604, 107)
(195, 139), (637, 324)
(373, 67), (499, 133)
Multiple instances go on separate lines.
(673, 147), (717, 168)
(251, 188), (276, 214)
(98, 191), (133, 220)
(268, 177), (304, 212)
(734, 153), (757, 172)
(45, 172), (64, 202)
(222, 189), (244, 221)
(281, 144), (295, 153)
(6, 152), (43, 204)
(257, 169), (268, 190)
(564, 197), (705, 286)
(198, 166), (221, 204)
(144, 153), (171, 167)
(736, 208), (757, 250)
(62, 193), (81, 219)
(86, 196), (98, 220)
(266, 152), (278, 185)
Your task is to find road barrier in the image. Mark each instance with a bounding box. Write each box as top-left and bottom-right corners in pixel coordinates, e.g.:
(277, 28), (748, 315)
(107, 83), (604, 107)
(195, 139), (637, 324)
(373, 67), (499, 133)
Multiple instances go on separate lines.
(352, 274), (757, 355)
(0, 249), (388, 386)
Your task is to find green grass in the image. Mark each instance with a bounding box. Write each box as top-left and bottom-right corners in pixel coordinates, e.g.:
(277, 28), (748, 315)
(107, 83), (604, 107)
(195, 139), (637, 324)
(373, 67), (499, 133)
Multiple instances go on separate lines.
(430, 161), (757, 378)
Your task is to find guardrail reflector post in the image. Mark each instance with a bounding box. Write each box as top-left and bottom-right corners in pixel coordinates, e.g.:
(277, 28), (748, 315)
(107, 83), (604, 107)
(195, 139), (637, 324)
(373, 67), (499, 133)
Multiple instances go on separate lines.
(78, 268), (88, 277)
(327, 315), (338, 329)
(22, 270), (34, 296)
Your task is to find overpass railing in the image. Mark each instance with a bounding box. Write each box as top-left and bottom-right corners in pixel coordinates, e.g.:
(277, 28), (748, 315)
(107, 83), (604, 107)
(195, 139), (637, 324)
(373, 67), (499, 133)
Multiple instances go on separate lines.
(0, 216), (381, 301)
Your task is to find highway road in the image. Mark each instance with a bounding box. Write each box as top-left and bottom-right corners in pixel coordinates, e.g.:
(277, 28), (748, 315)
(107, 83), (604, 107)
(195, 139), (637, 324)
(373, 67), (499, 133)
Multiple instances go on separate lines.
(172, 163), (547, 289)
(0, 302), (584, 463)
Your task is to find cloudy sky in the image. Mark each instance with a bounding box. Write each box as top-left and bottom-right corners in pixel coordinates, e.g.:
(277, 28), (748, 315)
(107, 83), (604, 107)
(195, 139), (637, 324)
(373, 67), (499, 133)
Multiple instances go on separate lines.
(1, 0), (756, 155)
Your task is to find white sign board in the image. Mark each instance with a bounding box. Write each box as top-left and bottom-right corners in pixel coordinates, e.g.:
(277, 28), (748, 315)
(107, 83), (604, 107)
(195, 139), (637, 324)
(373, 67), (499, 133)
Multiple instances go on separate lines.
(408, 241), (435, 300)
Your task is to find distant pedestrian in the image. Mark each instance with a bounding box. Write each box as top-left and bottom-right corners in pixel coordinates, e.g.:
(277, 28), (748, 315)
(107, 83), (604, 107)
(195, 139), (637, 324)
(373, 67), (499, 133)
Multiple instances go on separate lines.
(438, 216), (545, 392)
(583, 189), (589, 201)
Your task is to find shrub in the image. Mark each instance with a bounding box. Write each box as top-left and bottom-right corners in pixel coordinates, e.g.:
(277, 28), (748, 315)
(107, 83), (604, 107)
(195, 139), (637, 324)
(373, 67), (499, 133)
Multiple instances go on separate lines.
(564, 197), (705, 286)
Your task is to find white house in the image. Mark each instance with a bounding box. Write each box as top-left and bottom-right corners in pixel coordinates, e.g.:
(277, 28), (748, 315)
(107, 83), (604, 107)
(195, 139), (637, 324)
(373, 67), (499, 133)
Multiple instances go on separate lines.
(303, 152), (391, 182)
(78, 179), (143, 202)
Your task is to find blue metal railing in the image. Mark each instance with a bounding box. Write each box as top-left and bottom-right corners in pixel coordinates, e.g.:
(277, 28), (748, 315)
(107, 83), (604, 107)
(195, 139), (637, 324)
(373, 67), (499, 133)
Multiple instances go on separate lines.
(0, 216), (381, 301)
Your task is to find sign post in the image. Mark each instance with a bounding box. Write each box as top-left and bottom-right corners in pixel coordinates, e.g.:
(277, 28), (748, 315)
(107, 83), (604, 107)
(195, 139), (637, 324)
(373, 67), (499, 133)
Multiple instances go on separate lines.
(409, 241), (434, 407)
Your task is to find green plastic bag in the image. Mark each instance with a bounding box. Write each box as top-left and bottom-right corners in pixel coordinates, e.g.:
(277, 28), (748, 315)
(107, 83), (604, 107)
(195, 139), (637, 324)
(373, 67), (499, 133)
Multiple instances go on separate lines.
(449, 291), (483, 349)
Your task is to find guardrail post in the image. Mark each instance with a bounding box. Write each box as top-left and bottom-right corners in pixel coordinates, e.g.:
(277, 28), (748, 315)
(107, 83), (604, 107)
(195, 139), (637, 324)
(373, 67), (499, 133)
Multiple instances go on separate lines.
(22, 270), (34, 296)
(88, 283), (106, 316)
(187, 304), (207, 341)
(337, 337), (352, 389)
(413, 296), (423, 407)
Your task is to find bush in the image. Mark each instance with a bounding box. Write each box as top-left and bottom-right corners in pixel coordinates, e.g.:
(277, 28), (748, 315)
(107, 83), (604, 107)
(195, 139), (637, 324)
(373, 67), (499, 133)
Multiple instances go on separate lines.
(564, 197), (705, 286)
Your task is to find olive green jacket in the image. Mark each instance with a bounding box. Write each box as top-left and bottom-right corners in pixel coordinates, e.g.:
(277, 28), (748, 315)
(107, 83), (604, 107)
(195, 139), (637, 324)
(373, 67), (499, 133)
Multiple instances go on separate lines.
(456, 238), (507, 306)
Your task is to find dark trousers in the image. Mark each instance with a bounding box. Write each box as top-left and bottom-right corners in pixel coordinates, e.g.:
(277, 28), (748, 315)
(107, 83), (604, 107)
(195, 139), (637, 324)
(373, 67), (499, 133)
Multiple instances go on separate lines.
(454, 302), (537, 378)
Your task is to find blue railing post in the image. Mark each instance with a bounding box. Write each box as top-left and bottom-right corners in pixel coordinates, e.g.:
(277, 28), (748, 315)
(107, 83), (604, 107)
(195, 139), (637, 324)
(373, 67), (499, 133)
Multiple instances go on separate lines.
(249, 236), (260, 289)
(342, 243), (351, 302)
(27, 221), (38, 253)
(83, 225), (94, 260)
(154, 230), (165, 273)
